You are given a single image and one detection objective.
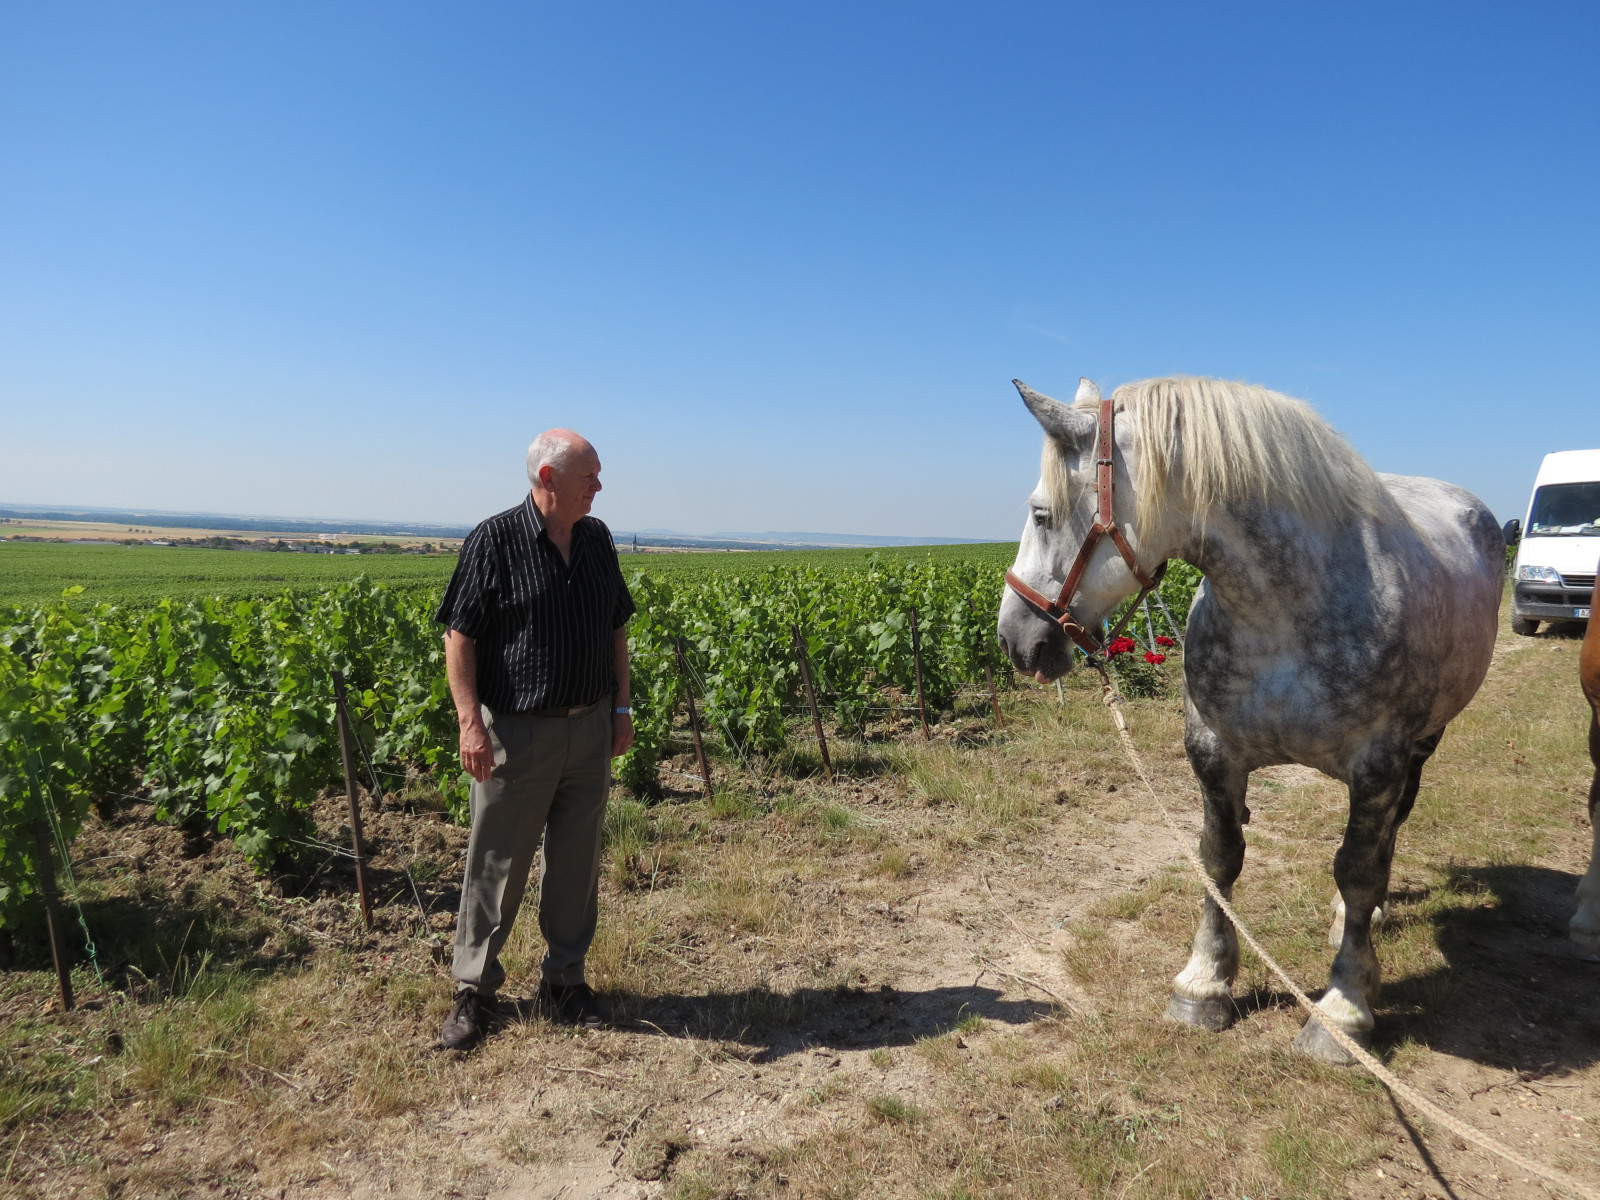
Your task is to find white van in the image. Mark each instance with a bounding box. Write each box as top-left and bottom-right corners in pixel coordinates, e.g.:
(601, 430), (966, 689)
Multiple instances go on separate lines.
(1508, 448), (1600, 635)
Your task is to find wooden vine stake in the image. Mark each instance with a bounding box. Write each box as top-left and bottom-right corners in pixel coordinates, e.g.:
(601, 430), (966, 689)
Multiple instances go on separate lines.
(20, 746), (74, 1011)
(908, 606), (931, 741)
(968, 596), (1003, 731)
(673, 638), (715, 800)
(332, 670), (373, 929)
(31, 818), (74, 1012)
(791, 624), (834, 784)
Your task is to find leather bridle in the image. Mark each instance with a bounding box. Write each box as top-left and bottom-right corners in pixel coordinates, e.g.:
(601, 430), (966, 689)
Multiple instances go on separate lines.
(1004, 396), (1167, 658)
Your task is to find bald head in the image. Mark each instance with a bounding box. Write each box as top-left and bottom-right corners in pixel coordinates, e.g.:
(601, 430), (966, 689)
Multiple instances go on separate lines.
(526, 428), (603, 530)
(526, 428), (596, 487)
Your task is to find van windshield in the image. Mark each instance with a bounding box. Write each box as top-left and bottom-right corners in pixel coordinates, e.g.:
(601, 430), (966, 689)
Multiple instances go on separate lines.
(1528, 481), (1600, 536)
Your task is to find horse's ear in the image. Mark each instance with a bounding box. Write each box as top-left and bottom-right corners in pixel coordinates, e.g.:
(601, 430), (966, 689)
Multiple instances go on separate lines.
(1014, 379), (1096, 444)
(1074, 377), (1101, 404)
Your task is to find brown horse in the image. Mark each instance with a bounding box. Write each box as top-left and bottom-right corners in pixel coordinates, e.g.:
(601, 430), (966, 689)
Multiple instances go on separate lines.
(1571, 566), (1600, 949)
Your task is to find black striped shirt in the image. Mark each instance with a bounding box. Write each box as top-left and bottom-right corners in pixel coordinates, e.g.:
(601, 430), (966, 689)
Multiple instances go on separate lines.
(434, 495), (636, 713)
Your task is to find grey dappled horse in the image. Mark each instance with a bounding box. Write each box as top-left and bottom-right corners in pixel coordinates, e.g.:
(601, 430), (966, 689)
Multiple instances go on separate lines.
(996, 376), (1503, 1061)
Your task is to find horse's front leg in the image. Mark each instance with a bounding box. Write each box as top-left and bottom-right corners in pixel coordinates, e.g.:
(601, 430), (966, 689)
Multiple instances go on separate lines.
(1327, 731), (1440, 947)
(1295, 744), (1410, 1063)
(1165, 715), (1248, 1032)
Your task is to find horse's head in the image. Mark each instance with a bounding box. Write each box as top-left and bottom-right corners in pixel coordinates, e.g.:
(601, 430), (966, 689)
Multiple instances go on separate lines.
(997, 377), (1152, 681)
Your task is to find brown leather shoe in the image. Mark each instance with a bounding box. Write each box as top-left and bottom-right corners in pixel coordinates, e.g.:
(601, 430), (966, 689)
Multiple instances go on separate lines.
(539, 982), (609, 1029)
(440, 988), (489, 1050)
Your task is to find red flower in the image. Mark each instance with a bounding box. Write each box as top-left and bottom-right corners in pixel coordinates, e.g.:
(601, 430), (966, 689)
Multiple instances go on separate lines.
(1106, 636), (1137, 657)
(1144, 651), (1167, 665)
(1155, 636), (1175, 647)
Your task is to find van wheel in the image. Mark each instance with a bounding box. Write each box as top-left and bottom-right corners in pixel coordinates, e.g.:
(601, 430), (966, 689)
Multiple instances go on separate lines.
(1512, 617), (1539, 636)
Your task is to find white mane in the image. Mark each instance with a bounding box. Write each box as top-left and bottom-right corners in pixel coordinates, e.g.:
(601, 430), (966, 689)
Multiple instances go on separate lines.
(1043, 375), (1387, 534)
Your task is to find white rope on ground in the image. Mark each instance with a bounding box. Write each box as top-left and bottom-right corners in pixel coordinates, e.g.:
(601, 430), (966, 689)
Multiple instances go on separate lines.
(1091, 666), (1600, 1200)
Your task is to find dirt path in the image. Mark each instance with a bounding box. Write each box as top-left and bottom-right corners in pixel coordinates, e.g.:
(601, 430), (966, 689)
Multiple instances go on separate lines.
(343, 804), (1199, 1200)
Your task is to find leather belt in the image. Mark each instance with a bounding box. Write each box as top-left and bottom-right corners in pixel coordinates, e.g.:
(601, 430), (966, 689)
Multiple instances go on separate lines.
(529, 698), (606, 719)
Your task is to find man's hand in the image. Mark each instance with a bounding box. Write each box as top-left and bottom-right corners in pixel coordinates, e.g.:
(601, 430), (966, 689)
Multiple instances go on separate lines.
(460, 717), (495, 782)
(611, 712), (634, 758)
(444, 630), (494, 781)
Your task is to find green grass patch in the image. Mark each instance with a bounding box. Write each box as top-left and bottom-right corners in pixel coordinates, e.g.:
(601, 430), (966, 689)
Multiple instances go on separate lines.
(707, 787), (759, 821)
(1264, 1114), (1362, 1198)
(864, 1093), (921, 1124)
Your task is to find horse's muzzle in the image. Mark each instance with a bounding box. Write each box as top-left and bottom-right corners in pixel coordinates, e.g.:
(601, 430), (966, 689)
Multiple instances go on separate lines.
(996, 611), (1074, 681)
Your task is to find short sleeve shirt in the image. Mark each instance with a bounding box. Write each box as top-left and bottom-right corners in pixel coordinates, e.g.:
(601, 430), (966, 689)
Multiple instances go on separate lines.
(434, 496), (636, 712)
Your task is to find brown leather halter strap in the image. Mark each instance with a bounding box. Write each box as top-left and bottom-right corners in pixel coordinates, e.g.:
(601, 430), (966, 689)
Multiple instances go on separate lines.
(1004, 397), (1167, 658)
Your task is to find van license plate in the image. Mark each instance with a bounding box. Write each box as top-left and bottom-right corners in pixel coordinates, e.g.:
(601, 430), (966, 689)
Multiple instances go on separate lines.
(1578, 608), (1592, 618)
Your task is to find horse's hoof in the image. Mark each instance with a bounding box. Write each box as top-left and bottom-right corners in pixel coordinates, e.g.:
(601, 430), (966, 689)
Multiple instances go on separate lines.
(1569, 926), (1600, 961)
(1164, 993), (1235, 1032)
(1293, 1016), (1368, 1064)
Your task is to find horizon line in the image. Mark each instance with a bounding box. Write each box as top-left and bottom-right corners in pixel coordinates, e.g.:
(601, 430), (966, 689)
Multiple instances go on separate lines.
(0, 501), (1011, 548)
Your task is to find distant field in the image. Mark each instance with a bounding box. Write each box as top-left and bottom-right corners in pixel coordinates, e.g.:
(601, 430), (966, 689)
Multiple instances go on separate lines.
(0, 542), (460, 607)
(0, 539), (1020, 607)
(620, 540), (1020, 578)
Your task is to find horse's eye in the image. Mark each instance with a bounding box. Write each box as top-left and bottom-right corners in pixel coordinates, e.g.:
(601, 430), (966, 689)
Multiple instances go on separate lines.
(1031, 507), (1051, 528)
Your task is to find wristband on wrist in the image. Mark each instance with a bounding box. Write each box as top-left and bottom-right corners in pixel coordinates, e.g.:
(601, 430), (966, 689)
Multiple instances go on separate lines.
(614, 705), (633, 715)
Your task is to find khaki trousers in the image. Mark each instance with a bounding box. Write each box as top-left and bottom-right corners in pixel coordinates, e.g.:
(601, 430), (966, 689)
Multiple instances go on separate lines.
(450, 699), (612, 995)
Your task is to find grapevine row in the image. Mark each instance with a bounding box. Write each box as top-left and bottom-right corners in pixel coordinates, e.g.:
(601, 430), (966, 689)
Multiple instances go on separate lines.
(0, 558), (1201, 931)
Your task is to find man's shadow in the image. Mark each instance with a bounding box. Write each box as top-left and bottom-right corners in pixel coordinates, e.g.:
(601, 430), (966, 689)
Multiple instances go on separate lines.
(503, 982), (1054, 1061)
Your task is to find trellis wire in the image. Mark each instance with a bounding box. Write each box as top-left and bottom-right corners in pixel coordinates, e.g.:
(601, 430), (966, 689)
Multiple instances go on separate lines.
(672, 647), (770, 791)
(1153, 589), (1186, 649)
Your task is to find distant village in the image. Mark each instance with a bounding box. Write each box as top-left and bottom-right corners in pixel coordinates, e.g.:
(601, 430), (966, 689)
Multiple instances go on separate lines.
(128, 536), (458, 555)
(0, 519), (455, 555)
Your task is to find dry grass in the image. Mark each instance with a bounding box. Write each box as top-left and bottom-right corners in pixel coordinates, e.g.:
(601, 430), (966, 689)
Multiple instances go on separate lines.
(4, 609), (1599, 1198)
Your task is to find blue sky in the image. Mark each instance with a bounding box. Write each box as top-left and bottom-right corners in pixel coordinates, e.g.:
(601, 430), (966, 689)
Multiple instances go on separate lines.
(2, 2), (1596, 538)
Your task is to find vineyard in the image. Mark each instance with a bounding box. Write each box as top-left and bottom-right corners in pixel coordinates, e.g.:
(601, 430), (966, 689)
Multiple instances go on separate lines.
(0, 554), (1198, 946)
(6, 560), (1598, 1200)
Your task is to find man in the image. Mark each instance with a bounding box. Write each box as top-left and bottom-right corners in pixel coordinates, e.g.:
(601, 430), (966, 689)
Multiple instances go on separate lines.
(435, 429), (635, 1049)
